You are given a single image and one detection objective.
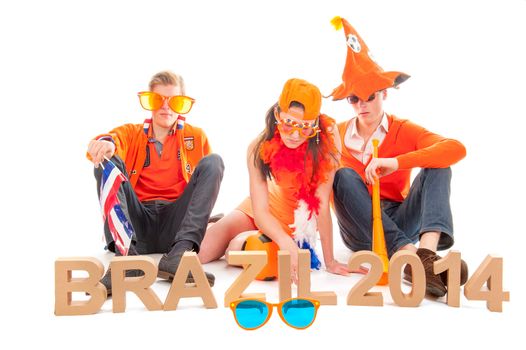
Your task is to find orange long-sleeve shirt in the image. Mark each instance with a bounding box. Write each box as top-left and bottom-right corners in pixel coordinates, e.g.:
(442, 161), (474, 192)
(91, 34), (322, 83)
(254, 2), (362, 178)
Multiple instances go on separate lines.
(337, 114), (466, 202)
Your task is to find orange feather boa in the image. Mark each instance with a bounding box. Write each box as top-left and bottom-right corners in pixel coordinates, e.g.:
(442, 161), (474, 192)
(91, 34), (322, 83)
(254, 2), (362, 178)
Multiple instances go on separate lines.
(259, 114), (338, 216)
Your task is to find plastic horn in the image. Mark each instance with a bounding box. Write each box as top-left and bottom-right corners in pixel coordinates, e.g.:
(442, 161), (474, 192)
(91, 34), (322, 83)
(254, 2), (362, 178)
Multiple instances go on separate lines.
(371, 139), (389, 285)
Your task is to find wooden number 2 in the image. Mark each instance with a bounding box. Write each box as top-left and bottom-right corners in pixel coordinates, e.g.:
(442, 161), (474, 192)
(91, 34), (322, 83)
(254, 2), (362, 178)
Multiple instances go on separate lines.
(347, 251), (383, 306)
(464, 255), (510, 312)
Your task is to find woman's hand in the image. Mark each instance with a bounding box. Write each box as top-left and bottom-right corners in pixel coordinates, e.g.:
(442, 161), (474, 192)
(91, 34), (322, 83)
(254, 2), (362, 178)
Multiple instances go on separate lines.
(278, 237), (300, 285)
(326, 259), (369, 275)
(325, 259), (351, 276)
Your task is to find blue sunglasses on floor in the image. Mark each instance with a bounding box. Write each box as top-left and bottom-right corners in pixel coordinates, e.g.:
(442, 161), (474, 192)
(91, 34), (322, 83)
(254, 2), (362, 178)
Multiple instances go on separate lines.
(229, 298), (320, 330)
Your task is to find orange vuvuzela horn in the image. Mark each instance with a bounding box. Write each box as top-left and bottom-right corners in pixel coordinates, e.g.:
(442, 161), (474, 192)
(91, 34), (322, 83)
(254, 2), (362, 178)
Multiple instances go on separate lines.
(372, 139), (389, 285)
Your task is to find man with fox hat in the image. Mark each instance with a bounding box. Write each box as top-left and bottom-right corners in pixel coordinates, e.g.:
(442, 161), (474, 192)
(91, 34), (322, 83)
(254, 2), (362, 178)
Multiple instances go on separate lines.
(329, 16), (468, 297)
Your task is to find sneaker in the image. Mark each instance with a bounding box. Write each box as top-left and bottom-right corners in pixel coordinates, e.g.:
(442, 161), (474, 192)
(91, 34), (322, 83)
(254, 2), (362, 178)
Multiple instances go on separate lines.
(158, 249), (215, 287)
(403, 248), (447, 297)
(208, 213), (224, 224)
(97, 244), (143, 297)
(100, 268), (145, 297)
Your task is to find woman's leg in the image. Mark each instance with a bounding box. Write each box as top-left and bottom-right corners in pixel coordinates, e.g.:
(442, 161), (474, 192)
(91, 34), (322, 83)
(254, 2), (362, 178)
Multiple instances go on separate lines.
(198, 210), (257, 263)
(225, 230), (259, 257)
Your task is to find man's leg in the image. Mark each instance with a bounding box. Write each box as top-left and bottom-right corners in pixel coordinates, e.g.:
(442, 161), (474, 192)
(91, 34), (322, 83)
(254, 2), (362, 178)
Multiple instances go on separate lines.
(332, 168), (414, 257)
(94, 155), (152, 253)
(391, 168), (467, 296)
(157, 154), (224, 285)
(391, 167), (454, 251)
(93, 155), (152, 295)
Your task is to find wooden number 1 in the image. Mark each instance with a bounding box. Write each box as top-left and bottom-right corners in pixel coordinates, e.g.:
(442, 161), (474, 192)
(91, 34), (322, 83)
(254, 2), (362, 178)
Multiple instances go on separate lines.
(464, 255), (510, 312)
(434, 251), (461, 307)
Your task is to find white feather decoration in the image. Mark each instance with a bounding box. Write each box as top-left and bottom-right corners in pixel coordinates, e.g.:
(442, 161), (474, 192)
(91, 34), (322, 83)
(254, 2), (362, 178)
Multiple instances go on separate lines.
(290, 199), (318, 248)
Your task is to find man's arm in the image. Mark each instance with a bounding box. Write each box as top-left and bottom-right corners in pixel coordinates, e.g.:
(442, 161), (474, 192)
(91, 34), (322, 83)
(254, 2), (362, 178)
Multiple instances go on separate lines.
(86, 124), (136, 166)
(395, 120), (467, 170)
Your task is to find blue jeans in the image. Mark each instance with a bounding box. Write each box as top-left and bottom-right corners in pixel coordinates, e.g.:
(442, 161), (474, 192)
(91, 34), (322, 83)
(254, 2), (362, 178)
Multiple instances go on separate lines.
(333, 167), (454, 257)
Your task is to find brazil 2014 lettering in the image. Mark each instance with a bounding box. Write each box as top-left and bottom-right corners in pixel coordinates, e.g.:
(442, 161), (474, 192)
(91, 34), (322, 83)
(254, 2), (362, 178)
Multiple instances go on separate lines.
(54, 250), (510, 316)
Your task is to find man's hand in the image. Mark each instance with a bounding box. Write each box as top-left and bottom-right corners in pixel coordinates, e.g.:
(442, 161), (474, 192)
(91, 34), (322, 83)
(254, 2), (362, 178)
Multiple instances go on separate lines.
(365, 157), (398, 185)
(87, 140), (115, 168)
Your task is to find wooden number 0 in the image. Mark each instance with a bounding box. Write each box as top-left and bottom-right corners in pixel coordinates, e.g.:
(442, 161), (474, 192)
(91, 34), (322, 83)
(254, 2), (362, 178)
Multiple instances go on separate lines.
(388, 251), (426, 307)
(347, 251), (383, 306)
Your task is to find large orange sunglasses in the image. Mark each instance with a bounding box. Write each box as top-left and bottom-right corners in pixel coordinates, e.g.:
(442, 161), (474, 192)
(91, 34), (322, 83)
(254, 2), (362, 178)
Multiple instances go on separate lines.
(230, 298), (320, 330)
(274, 111), (320, 139)
(138, 91), (195, 114)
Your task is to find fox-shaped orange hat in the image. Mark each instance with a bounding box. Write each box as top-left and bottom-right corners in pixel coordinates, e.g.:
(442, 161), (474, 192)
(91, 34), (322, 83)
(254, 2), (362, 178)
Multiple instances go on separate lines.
(330, 16), (410, 101)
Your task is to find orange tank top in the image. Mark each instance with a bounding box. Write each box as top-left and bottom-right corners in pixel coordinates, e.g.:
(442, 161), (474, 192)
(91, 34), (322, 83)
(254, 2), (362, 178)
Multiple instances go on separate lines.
(237, 178), (297, 236)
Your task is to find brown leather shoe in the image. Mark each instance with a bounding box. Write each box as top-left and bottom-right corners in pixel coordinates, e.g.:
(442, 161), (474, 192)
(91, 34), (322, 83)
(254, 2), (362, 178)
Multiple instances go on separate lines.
(404, 250), (469, 288)
(440, 258), (468, 286)
(403, 248), (446, 297)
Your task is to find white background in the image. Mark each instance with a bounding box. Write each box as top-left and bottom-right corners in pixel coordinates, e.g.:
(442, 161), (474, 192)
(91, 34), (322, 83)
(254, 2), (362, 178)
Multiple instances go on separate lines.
(1, 0), (525, 348)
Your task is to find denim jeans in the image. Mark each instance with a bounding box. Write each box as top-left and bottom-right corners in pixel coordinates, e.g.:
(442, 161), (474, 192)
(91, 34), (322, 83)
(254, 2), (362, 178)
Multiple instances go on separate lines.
(333, 167), (454, 257)
(94, 154), (224, 254)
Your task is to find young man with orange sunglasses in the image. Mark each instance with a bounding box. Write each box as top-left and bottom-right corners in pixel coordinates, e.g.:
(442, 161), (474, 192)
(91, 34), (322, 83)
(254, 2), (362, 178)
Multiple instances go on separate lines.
(87, 71), (223, 295)
(329, 17), (468, 297)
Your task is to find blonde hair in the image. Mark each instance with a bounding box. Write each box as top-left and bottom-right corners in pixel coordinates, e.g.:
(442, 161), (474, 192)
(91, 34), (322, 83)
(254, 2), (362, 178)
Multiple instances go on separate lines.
(148, 71), (186, 94)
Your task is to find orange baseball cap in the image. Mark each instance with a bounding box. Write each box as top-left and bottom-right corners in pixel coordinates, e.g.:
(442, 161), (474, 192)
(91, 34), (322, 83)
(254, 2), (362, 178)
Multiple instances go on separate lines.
(279, 78), (322, 120)
(329, 16), (410, 101)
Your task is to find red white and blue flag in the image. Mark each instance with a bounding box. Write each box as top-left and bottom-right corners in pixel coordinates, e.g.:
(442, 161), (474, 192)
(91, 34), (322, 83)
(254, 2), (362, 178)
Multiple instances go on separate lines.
(142, 115), (185, 135)
(99, 159), (135, 256)
(176, 115), (185, 130)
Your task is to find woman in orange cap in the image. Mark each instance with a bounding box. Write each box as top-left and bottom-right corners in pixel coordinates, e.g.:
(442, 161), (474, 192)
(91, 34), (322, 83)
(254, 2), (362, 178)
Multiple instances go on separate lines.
(199, 78), (364, 283)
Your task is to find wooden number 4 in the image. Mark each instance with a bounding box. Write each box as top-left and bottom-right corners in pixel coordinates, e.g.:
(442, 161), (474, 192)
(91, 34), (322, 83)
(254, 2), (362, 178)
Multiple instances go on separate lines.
(464, 255), (510, 312)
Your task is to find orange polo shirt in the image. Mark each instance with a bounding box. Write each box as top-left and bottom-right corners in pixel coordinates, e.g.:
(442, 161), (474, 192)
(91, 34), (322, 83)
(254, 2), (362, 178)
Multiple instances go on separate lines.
(134, 135), (186, 202)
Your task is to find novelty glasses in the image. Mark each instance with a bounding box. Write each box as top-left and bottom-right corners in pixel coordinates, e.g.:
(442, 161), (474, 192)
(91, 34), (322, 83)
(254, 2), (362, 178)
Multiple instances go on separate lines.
(277, 118), (320, 139)
(138, 91), (195, 114)
(230, 298), (320, 330)
(346, 92), (377, 104)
